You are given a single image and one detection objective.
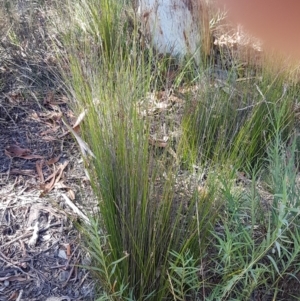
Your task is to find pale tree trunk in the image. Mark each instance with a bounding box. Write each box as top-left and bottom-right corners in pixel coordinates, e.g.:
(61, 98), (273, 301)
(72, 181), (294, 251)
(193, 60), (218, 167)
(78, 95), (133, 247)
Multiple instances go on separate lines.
(137, 0), (210, 64)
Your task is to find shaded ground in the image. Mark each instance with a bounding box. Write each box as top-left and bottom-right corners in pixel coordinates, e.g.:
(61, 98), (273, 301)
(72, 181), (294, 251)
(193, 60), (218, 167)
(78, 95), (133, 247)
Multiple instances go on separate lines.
(0, 1), (97, 300)
(0, 88), (96, 301)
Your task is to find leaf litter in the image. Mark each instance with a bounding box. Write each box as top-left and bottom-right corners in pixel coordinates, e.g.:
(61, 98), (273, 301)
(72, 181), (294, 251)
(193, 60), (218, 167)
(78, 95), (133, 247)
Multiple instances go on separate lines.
(0, 2), (97, 299)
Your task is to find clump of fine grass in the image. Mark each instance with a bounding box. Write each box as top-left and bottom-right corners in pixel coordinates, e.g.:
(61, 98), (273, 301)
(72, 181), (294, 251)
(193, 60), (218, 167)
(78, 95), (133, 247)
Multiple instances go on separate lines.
(180, 53), (298, 171)
(55, 0), (220, 300)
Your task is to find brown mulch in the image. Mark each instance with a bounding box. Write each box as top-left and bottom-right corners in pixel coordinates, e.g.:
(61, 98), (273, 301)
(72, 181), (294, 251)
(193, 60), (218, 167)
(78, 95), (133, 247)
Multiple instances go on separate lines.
(0, 2), (98, 300)
(0, 88), (98, 301)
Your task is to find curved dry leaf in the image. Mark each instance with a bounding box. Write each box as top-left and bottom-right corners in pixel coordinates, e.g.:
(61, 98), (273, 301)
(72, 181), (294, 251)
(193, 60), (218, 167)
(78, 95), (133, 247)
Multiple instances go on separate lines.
(0, 275), (27, 282)
(5, 145), (31, 158)
(41, 161), (69, 196)
(47, 155), (61, 165)
(5, 145), (44, 159)
(36, 160), (45, 183)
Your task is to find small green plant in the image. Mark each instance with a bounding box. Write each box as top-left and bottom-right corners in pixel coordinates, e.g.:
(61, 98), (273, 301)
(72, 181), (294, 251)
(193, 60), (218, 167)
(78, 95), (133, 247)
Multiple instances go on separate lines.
(168, 250), (200, 300)
(208, 133), (300, 300)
